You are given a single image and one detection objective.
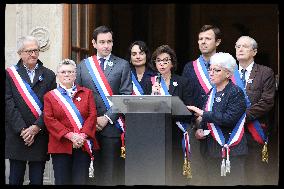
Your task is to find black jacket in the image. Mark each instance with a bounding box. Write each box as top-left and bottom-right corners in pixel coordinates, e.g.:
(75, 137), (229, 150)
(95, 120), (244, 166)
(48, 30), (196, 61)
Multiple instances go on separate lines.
(5, 59), (56, 161)
(200, 80), (248, 158)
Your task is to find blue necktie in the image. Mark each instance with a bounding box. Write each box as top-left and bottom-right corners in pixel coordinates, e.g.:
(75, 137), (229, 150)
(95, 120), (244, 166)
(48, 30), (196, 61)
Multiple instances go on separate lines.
(99, 58), (106, 71)
(241, 69), (246, 87)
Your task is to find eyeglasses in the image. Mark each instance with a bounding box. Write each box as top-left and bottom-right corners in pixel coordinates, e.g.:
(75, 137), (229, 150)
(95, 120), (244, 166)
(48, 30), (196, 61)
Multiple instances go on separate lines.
(155, 57), (171, 65)
(208, 68), (222, 74)
(22, 49), (40, 56)
(235, 44), (252, 50)
(58, 70), (76, 75)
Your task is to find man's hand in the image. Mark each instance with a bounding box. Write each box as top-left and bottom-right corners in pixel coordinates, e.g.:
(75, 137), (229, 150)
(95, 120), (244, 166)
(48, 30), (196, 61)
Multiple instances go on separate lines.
(96, 116), (109, 131)
(20, 125), (41, 146)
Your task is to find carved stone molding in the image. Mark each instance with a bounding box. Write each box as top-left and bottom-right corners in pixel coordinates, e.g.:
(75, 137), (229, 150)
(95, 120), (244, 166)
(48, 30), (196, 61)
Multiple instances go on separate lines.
(30, 26), (50, 52)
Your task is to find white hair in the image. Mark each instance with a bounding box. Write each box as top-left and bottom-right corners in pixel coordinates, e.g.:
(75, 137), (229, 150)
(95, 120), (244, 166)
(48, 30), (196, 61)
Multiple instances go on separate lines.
(17, 35), (40, 54)
(236, 36), (258, 50)
(210, 52), (237, 75)
(57, 59), (77, 73)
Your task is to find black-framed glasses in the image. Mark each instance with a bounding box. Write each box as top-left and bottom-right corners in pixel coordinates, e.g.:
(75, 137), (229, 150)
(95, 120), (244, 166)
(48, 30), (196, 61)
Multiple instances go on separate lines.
(208, 68), (222, 74)
(22, 49), (40, 56)
(155, 57), (171, 65)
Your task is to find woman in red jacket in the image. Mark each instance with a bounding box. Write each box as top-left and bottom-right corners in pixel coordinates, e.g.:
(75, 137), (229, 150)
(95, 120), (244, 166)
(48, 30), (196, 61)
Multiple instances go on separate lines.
(43, 59), (98, 185)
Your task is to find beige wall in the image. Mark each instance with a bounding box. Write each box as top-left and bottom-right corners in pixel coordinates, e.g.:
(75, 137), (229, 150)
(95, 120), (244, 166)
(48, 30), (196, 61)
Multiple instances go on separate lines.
(5, 4), (63, 184)
(5, 4), (64, 72)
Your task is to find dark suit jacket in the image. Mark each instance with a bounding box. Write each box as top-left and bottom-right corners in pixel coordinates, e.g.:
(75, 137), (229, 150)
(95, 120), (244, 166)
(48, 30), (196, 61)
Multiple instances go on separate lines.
(76, 54), (133, 137)
(150, 74), (195, 144)
(5, 59), (56, 161)
(44, 85), (98, 154)
(200, 81), (248, 158)
(182, 60), (206, 109)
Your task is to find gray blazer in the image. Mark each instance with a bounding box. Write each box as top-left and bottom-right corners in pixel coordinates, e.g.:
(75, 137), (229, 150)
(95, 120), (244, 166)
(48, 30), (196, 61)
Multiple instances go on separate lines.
(76, 54), (133, 137)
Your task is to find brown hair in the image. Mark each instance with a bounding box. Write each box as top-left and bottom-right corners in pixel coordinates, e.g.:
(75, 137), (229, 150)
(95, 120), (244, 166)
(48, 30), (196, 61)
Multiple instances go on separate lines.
(151, 45), (177, 73)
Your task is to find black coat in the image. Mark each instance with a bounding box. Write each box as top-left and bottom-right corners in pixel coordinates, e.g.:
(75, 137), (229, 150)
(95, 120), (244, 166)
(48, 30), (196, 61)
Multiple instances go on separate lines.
(182, 60), (207, 109)
(5, 59), (56, 161)
(200, 80), (248, 158)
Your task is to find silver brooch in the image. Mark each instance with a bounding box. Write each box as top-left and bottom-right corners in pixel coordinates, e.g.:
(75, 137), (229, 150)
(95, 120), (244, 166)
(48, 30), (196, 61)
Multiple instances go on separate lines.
(108, 61), (113, 67)
(76, 97), (81, 101)
(247, 79), (253, 84)
(216, 97), (221, 102)
(39, 75), (43, 81)
(173, 81), (178, 86)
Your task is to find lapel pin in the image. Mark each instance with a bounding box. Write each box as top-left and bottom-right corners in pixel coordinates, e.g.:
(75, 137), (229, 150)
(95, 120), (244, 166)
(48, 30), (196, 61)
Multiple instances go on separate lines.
(76, 97), (81, 101)
(108, 61), (113, 67)
(39, 75), (43, 81)
(247, 79), (253, 84)
(173, 81), (178, 86)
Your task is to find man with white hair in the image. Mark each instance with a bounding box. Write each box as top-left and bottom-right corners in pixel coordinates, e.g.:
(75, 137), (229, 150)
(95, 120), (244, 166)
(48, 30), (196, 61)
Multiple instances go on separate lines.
(5, 35), (56, 184)
(235, 36), (276, 185)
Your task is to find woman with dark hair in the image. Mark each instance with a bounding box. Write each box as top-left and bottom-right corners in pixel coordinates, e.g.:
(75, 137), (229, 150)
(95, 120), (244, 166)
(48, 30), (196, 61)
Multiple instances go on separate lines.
(127, 41), (156, 95)
(151, 45), (196, 185)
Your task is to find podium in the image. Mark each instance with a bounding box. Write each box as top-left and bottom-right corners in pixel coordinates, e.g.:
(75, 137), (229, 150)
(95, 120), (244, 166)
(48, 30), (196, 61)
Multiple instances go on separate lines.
(108, 95), (191, 185)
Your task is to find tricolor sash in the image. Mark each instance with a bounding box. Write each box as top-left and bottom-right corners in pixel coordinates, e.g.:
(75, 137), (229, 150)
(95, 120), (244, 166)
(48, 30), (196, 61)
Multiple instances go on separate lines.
(232, 68), (268, 162)
(157, 76), (192, 178)
(192, 55), (212, 94)
(131, 72), (144, 95)
(6, 65), (42, 119)
(50, 87), (93, 160)
(205, 87), (246, 176)
(84, 55), (126, 158)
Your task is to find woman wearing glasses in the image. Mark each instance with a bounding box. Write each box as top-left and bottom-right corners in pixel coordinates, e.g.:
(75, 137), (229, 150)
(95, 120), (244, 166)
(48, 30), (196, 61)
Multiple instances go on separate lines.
(150, 45), (196, 185)
(43, 59), (99, 185)
(187, 52), (247, 185)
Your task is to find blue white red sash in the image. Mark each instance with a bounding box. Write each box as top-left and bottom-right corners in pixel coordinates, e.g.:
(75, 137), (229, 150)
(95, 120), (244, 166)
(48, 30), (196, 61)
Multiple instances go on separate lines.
(231, 68), (267, 145)
(192, 55), (212, 94)
(50, 87), (93, 159)
(84, 55), (126, 156)
(157, 76), (191, 176)
(131, 72), (144, 95)
(205, 87), (246, 176)
(6, 65), (42, 119)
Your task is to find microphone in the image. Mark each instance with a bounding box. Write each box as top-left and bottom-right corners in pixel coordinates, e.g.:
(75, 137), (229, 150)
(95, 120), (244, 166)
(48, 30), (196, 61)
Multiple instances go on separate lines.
(153, 73), (161, 95)
(156, 73), (161, 84)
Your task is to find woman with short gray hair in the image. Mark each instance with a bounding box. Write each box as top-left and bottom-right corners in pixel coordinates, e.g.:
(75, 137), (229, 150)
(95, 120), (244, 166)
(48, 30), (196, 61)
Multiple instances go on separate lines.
(188, 52), (248, 185)
(44, 58), (99, 185)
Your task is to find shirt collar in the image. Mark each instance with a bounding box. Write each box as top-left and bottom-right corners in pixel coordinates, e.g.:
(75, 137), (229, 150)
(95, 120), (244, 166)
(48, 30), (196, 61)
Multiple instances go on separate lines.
(97, 53), (111, 62)
(23, 63), (38, 72)
(239, 61), (254, 73)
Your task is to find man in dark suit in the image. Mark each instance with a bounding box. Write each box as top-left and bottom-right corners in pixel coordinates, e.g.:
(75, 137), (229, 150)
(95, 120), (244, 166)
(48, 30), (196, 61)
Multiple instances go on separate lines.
(76, 25), (132, 185)
(235, 36), (276, 185)
(5, 35), (56, 185)
(181, 25), (222, 185)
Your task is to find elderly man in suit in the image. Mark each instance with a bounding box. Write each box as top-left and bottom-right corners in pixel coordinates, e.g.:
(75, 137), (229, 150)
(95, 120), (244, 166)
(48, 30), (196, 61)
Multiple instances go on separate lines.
(235, 36), (276, 185)
(76, 25), (132, 186)
(5, 35), (56, 185)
